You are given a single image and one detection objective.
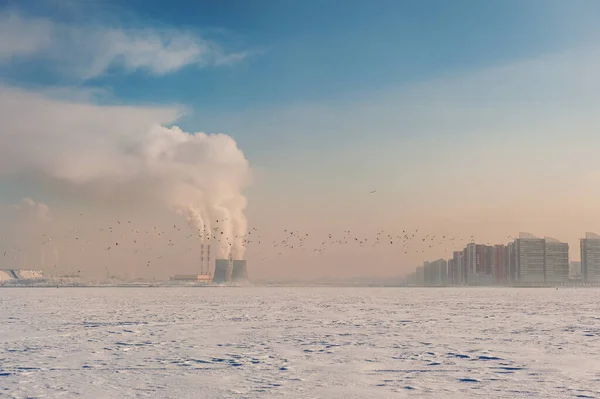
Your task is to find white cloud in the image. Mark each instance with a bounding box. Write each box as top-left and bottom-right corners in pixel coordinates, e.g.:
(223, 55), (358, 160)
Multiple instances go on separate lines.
(0, 11), (248, 79)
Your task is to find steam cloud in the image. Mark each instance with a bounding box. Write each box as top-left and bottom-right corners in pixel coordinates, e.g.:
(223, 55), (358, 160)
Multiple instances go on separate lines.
(0, 85), (251, 259)
(11, 198), (51, 222)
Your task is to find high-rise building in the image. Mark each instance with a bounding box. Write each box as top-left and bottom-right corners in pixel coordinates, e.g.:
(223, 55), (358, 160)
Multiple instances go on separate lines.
(451, 251), (464, 285)
(465, 243), (478, 284)
(465, 243), (477, 275)
(465, 243), (494, 285)
(447, 258), (455, 284)
(476, 244), (485, 274)
(423, 261), (432, 286)
(492, 244), (507, 283)
(511, 233), (570, 285)
(461, 248), (468, 284)
(544, 237), (569, 284)
(514, 233), (545, 284)
(423, 259), (447, 286)
(507, 241), (517, 283)
(437, 259), (448, 285)
(484, 245), (494, 275)
(581, 232), (600, 283)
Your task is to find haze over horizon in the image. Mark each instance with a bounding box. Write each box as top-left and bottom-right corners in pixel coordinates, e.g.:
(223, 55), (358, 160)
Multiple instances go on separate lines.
(2, 0), (600, 281)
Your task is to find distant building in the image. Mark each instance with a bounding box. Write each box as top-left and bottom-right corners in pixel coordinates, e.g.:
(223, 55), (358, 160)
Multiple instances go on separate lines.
(581, 232), (600, 283)
(569, 261), (581, 281)
(170, 274), (212, 282)
(484, 245), (494, 275)
(213, 258), (232, 283)
(231, 260), (248, 282)
(513, 233), (546, 284)
(459, 250), (467, 284)
(511, 233), (569, 285)
(447, 258), (455, 284)
(423, 261), (432, 286)
(451, 251), (464, 285)
(437, 259), (448, 285)
(465, 243), (477, 275)
(492, 245), (507, 283)
(544, 237), (569, 284)
(464, 243), (494, 285)
(423, 259), (447, 286)
(415, 265), (425, 285)
(413, 232), (576, 286)
(507, 241), (518, 283)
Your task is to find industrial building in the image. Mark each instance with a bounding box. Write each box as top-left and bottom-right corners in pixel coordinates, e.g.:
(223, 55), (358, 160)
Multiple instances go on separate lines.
(581, 232), (600, 283)
(170, 274), (212, 282)
(212, 258), (249, 283)
(231, 260), (248, 282)
(213, 258), (232, 283)
(168, 243), (213, 283)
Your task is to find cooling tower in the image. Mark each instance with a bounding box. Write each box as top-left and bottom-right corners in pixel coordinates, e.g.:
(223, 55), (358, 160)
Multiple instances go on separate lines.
(213, 258), (232, 283)
(231, 260), (248, 282)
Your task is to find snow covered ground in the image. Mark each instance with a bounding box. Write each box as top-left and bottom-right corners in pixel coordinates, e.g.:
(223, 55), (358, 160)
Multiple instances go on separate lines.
(1, 287), (599, 398)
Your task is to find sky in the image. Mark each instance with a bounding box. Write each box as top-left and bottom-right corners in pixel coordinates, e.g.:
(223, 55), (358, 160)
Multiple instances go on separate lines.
(2, 0), (600, 281)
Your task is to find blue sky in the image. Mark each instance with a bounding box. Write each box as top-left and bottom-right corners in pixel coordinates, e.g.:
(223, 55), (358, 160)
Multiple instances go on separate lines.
(4, 0), (596, 165)
(3, 0), (600, 276)
(4, 0), (600, 112)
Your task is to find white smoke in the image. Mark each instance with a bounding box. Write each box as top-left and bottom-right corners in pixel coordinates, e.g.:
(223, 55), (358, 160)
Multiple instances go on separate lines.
(0, 85), (251, 259)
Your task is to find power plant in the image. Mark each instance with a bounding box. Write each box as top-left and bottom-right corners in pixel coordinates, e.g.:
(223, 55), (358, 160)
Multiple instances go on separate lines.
(169, 274), (212, 282)
(231, 260), (248, 282)
(167, 242), (248, 284)
(213, 257), (248, 284)
(213, 258), (231, 283)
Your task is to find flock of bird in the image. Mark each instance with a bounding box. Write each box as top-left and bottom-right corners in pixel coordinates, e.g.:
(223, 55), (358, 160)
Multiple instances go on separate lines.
(0, 208), (487, 278)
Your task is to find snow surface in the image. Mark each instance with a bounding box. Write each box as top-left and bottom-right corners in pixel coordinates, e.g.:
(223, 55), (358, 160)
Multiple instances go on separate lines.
(1, 287), (600, 398)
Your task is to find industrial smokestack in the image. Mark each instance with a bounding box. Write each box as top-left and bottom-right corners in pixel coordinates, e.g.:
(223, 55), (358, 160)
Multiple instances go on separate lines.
(231, 260), (248, 282)
(0, 86), (252, 277)
(213, 258), (232, 283)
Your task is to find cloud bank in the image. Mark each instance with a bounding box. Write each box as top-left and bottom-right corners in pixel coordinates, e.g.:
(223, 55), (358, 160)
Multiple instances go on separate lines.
(0, 11), (248, 79)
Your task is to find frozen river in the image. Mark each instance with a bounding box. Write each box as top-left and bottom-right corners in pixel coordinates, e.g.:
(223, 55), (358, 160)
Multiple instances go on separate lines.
(1, 287), (599, 398)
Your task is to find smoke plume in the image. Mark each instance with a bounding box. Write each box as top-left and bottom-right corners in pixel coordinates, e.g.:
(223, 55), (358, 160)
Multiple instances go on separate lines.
(0, 85), (251, 260)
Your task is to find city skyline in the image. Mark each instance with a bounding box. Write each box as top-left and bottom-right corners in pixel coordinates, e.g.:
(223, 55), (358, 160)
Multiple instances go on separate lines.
(411, 231), (600, 286)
